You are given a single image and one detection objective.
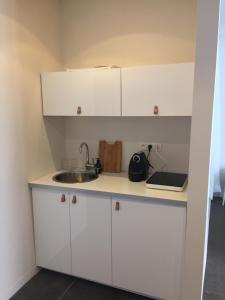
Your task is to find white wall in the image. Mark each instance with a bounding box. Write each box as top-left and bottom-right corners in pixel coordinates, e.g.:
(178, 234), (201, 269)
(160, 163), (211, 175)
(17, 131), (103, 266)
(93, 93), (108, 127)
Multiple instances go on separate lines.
(0, 1), (63, 299)
(61, 0), (196, 171)
(182, 0), (221, 299)
(61, 0), (196, 68)
(65, 117), (191, 173)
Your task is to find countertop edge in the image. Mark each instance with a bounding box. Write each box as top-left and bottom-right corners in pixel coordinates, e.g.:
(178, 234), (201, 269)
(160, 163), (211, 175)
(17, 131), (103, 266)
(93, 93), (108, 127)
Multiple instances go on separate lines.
(29, 172), (188, 205)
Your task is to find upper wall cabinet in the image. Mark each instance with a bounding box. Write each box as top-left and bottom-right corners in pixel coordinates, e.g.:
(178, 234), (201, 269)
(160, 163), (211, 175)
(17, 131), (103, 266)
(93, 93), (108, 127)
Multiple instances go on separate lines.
(41, 68), (121, 116)
(122, 63), (194, 116)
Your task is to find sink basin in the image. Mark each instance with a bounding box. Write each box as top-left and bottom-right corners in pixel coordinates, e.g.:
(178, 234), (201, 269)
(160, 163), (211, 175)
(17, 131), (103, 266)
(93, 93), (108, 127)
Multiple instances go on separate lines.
(53, 170), (98, 184)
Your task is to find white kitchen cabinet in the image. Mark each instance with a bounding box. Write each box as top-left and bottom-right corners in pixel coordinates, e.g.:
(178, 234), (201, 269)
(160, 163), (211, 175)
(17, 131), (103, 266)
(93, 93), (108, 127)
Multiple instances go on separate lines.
(112, 197), (186, 300)
(41, 68), (121, 116)
(70, 192), (111, 285)
(32, 185), (186, 300)
(122, 63), (194, 116)
(32, 188), (112, 284)
(32, 188), (71, 274)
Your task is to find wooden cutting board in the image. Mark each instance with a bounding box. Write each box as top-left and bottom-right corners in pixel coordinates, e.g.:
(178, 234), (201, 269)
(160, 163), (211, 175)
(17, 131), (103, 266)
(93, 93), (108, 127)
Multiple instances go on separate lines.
(99, 140), (122, 173)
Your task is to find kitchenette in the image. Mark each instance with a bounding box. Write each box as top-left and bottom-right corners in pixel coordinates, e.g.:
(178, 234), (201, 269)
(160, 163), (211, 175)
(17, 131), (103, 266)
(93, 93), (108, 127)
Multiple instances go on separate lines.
(28, 62), (193, 300)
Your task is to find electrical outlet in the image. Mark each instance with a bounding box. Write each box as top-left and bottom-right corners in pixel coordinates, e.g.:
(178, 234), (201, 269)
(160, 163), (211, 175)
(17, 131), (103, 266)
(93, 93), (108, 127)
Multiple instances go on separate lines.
(139, 143), (162, 153)
(139, 143), (149, 152)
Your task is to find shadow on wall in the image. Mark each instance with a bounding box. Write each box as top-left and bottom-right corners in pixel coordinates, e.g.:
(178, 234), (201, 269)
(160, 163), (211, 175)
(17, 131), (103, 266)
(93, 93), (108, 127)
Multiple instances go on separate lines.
(61, 0), (197, 67)
(65, 116), (191, 144)
(0, 0), (64, 181)
(0, 0), (61, 61)
(43, 117), (65, 171)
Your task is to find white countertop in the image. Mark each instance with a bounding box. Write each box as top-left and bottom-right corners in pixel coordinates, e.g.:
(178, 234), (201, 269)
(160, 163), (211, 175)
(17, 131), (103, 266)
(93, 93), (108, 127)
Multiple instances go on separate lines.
(29, 171), (187, 204)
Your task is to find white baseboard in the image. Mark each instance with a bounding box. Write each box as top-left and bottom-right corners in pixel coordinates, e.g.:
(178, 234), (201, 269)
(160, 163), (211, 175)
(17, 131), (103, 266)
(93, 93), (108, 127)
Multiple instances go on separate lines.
(3, 266), (40, 300)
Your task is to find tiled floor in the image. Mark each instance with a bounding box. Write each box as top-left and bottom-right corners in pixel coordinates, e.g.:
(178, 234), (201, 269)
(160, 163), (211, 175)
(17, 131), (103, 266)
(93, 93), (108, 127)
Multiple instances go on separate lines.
(203, 198), (225, 300)
(11, 270), (152, 300)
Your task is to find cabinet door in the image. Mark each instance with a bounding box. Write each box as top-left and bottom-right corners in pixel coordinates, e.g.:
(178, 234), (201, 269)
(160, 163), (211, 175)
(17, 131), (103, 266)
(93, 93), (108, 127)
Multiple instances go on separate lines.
(112, 197), (186, 300)
(41, 70), (92, 116)
(42, 68), (121, 116)
(32, 188), (71, 274)
(90, 68), (121, 116)
(70, 192), (111, 284)
(122, 63), (194, 116)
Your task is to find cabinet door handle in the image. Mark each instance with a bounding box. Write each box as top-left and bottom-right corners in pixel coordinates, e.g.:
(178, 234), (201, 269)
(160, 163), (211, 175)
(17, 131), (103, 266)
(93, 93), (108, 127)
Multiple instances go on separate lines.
(115, 201), (120, 211)
(61, 194), (66, 203)
(72, 195), (77, 204)
(77, 106), (82, 115)
(154, 105), (159, 115)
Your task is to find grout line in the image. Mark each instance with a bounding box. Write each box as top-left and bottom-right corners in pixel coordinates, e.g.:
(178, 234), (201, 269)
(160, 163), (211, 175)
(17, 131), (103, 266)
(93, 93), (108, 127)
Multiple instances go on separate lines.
(57, 278), (77, 300)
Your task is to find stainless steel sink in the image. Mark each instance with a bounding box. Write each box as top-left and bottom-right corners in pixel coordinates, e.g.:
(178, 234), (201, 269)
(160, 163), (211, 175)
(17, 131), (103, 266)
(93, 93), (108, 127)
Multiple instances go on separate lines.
(53, 170), (98, 184)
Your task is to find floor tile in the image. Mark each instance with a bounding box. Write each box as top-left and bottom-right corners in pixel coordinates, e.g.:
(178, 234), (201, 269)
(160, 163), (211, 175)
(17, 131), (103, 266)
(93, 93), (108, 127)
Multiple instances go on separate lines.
(204, 198), (225, 298)
(61, 278), (152, 300)
(11, 269), (75, 300)
(204, 291), (225, 300)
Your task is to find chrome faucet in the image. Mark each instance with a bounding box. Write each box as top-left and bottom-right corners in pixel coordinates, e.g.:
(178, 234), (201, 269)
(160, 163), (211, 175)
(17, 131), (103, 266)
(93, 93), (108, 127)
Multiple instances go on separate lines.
(79, 142), (95, 170)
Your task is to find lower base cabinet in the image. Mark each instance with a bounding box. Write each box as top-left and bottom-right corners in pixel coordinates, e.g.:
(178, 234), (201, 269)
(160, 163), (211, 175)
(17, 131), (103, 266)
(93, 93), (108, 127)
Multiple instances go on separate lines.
(112, 197), (186, 300)
(32, 187), (186, 300)
(32, 188), (112, 283)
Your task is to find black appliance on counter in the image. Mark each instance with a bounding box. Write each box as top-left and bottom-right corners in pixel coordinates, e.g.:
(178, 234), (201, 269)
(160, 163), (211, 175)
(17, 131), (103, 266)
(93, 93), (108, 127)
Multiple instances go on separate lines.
(128, 151), (150, 182)
(146, 172), (188, 191)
